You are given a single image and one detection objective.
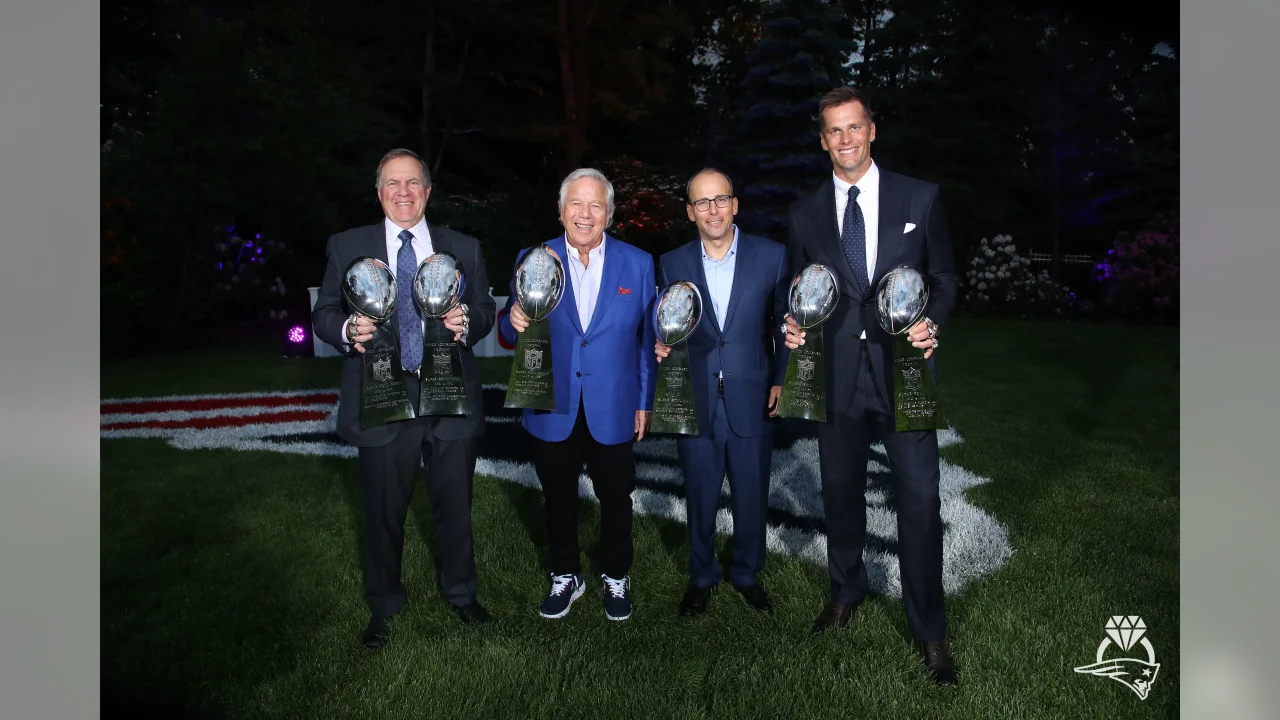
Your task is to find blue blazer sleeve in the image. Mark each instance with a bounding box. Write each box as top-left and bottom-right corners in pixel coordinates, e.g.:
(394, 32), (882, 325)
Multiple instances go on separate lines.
(638, 253), (658, 412)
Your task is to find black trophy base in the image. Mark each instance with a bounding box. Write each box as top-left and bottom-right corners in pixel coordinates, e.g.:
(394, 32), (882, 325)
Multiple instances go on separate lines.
(891, 333), (943, 432)
(776, 325), (826, 421)
(360, 324), (416, 428)
(504, 319), (556, 410)
(419, 317), (469, 416)
(650, 342), (698, 436)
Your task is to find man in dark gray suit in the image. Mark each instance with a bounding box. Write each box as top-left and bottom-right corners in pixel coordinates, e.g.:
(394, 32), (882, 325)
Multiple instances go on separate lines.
(783, 87), (960, 684)
(313, 148), (496, 649)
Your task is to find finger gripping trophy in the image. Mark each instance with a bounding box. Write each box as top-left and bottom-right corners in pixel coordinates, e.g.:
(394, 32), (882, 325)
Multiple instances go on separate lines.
(343, 256), (416, 427)
(650, 280), (703, 436)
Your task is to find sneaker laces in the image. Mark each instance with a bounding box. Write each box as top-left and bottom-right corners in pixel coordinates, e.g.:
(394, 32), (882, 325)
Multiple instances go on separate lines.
(603, 575), (628, 599)
(549, 573), (577, 596)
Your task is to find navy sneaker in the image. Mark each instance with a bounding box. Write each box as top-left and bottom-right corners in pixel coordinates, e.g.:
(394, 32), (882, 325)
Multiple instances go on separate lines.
(602, 574), (633, 621)
(539, 573), (585, 619)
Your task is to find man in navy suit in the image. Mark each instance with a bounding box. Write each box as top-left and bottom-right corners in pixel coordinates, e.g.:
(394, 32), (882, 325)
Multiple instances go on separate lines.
(654, 169), (790, 617)
(783, 87), (960, 684)
(499, 168), (658, 622)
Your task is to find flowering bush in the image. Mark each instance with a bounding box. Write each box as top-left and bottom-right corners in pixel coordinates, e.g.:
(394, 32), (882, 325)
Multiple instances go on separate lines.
(209, 222), (291, 321)
(1095, 211), (1179, 322)
(962, 234), (1073, 319)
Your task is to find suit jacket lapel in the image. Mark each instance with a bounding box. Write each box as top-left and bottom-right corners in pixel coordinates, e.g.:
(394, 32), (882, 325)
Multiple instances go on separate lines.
(367, 224), (398, 333)
(872, 173), (908, 289)
(426, 222), (451, 258)
(720, 234), (751, 333)
(586, 235), (624, 337)
(809, 179), (860, 298)
(683, 241), (721, 335)
(552, 235), (585, 336)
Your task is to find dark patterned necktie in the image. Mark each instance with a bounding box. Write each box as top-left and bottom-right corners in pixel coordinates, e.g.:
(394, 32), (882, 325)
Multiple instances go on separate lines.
(396, 230), (422, 372)
(841, 186), (870, 295)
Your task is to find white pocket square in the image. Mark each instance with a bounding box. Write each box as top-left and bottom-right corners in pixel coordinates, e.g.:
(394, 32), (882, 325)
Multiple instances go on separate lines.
(903, 223), (917, 234)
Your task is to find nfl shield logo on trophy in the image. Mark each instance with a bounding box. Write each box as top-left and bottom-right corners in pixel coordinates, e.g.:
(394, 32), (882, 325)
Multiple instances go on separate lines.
(525, 349), (543, 371)
(902, 365), (922, 391)
(797, 358), (815, 381)
(372, 357), (392, 382)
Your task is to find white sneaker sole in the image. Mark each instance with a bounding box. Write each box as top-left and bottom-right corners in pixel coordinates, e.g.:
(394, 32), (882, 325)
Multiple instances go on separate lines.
(539, 581), (586, 619)
(605, 608), (632, 622)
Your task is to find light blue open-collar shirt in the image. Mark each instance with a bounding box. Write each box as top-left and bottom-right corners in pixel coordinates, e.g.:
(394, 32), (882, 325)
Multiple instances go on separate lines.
(700, 225), (739, 329)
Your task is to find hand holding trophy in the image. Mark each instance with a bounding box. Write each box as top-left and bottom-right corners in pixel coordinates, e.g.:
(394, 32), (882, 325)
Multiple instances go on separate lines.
(776, 264), (839, 421)
(649, 281), (703, 435)
(504, 244), (566, 410)
(413, 251), (469, 416)
(876, 265), (943, 431)
(343, 256), (416, 427)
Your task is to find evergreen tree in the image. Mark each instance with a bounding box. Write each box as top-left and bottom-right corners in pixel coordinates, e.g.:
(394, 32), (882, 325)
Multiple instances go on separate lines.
(728, 0), (854, 239)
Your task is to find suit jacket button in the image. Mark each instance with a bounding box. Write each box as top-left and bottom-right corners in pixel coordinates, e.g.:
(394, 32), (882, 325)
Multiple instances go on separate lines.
(576, 371), (582, 377)
(581, 341), (588, 347)
(719, 341), (727, 346)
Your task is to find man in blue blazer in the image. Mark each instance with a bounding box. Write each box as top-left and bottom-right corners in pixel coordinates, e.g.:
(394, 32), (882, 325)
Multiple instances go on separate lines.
(499, 168), (658, 622)
(784, 86), (959, 684)
(654, 168), (791, 617)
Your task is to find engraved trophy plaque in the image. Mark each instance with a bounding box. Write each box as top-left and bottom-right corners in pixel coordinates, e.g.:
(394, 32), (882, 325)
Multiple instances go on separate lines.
(876, 265), (942, 431)
(776, 264), (839, 421)
(649, 281), (703, 436)
(413, 251), (469, 416)
(343, 256), (415, 427)
(503, 244), (566, 410)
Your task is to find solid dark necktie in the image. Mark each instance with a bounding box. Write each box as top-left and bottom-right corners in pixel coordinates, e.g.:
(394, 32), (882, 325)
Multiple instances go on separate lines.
(841, 185), (870, 295)
(396, 230), (422, 372)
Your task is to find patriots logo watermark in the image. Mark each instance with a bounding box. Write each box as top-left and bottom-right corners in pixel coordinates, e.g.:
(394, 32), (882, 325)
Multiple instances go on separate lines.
(99, 386), (1013, 599)
(1074, 616), (1160, 700)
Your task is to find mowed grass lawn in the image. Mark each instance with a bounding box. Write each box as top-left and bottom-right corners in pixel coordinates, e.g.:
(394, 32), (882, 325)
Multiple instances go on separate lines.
(101, 319), (1179, 719)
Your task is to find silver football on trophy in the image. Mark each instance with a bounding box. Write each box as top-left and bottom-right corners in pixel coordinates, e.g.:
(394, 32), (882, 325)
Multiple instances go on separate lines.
(413, 251), (466, 319)
(514, 243), (566, 321)
(654, 281), (702, 346)
(876, 265), (929, 335)
(788, 264), (840, 328)
(342, 256), (397, 322)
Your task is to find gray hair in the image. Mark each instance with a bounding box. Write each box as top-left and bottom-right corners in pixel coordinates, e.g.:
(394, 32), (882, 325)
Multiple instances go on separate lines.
(558, 168), (615, 224)
(374, 148), (431, 190)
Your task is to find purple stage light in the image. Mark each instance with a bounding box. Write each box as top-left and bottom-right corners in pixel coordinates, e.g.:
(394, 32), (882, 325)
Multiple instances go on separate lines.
(287, 325), (307, 344)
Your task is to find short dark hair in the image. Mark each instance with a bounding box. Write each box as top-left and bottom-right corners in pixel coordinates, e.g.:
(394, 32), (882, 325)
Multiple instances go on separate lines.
(375, 148), (431, 189)
(685, 167), (734, 202)
(816, 86), (875, 131)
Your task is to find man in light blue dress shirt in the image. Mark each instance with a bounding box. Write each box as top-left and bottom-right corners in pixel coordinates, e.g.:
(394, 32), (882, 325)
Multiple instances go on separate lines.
(655, 168), (791, 617)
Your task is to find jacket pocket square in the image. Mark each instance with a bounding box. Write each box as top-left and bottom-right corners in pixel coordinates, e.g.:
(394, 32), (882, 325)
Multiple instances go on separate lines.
(904, 223), (917, 234)
(618, 287), (632, 295)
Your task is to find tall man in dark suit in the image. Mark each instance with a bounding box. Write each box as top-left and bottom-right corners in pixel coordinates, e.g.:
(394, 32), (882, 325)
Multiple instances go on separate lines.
(654, 168), (790, 617)
(499, 168), (658, 623)
(783, 87), (960, 684)
(313, 148), (497, 649)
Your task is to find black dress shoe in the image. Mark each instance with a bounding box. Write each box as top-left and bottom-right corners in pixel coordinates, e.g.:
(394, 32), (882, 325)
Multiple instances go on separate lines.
(810, 602), (855, 635)
(363, 614), (395, 650)
(917, 640), (959, 685)
(679, 584), (713, 616)
(734, 583), (773, 614)
(453, 601), (493, 626)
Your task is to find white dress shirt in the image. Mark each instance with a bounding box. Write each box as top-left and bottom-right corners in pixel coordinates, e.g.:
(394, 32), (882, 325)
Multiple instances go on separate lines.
(832, 161), (880, 339)
(566, 235), (606, 329)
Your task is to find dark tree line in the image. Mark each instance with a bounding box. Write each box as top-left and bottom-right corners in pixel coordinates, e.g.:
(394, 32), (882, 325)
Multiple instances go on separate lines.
(101, 0), (1176, 349)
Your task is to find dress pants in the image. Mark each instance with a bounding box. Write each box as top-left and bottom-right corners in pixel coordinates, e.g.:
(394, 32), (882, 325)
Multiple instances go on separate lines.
(357, 376), (479, 618)
(532, 403), (636, 579)
(676, 386), (772, 588)
(818, 339), (946, 642)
